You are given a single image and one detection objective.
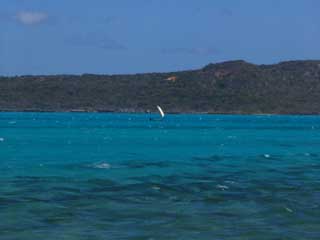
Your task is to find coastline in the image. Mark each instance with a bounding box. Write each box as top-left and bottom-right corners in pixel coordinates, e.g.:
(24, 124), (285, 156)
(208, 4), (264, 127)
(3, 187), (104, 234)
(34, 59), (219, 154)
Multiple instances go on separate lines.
(2, 60), (320, 116)
(0, 109), (319, 116)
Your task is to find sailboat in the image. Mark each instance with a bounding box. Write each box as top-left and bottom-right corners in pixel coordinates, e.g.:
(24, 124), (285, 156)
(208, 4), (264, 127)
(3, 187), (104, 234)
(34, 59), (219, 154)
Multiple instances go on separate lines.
(150, 105), (165, 121)
(157, 106), (165, 118)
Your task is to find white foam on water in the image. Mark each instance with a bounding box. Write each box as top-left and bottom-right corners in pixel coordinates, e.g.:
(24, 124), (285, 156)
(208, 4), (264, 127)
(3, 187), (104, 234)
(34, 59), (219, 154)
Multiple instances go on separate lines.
(93, 162), (111, 169)
(285, 207), (293, 213)
(216, 184), (229, 190)
(225, 180), (236, 184)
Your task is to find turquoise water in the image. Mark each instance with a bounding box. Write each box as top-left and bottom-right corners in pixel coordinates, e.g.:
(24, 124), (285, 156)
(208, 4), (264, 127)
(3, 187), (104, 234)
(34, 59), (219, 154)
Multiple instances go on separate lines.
(1, 113), (320, 240)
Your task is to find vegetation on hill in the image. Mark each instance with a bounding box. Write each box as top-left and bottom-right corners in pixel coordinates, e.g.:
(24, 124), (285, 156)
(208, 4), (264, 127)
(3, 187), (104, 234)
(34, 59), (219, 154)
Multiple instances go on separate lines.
(1, 60), (320, 114)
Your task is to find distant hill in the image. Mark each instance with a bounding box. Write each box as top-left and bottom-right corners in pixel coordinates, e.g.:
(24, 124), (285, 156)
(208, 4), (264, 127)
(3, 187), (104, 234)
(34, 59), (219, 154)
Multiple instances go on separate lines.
(1, 60), (320, 114)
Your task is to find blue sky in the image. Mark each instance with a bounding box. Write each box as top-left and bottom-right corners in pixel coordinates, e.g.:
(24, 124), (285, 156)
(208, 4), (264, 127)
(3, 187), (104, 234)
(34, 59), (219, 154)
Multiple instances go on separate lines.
(0, 0), (319, 75)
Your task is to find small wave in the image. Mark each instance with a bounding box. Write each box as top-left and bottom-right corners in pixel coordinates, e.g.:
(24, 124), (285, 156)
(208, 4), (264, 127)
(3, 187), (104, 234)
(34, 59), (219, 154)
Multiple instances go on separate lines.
(284, 207), (293, 213)
(123, 161), (170, 169)
(92, 162), (111, 169)
(225, 180), (236, 184)
(216, 184), (229, 190)
(303, 152), (319, 157)
(151, 186), (161, 191)
(303, 153), (318, 158)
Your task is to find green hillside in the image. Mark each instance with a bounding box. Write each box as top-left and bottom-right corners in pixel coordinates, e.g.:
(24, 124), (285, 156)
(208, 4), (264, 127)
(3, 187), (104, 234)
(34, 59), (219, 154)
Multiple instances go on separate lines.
(1, 60), (320, 114)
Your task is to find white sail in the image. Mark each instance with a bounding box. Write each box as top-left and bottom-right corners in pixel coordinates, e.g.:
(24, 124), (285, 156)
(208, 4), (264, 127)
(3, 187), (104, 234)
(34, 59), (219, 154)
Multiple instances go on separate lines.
(157, 105), (165, 118)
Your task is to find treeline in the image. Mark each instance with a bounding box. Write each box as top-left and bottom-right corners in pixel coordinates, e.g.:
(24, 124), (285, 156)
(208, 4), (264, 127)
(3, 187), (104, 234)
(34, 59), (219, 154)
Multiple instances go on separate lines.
(1, 60), (320, 114)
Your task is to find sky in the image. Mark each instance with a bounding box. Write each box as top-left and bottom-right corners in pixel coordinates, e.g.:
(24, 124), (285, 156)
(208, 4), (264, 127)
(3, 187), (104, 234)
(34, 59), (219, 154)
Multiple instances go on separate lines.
(0, 0), (319, 76)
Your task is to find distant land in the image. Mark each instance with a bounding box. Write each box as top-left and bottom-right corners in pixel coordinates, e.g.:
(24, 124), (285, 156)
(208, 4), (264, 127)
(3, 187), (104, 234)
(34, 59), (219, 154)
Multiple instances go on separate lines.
(1, 60), (320, 114)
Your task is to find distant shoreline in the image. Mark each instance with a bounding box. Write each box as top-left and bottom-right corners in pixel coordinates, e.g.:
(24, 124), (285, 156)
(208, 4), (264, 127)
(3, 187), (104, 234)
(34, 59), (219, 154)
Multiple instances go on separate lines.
(1, 60), (320, 115)
(0, 109), (319, 116)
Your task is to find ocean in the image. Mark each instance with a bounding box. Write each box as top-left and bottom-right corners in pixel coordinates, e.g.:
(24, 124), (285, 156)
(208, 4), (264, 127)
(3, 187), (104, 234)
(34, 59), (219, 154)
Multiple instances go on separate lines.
(0, 113), (320, 239)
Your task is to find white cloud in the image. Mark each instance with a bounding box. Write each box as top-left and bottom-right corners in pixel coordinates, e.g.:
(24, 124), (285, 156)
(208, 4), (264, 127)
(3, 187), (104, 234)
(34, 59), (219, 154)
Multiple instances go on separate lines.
(16, 11), (48, 25)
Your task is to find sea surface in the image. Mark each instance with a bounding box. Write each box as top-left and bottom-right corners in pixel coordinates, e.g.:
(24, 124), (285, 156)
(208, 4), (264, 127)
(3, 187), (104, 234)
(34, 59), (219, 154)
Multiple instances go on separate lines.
(0, 113), (320, 240)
